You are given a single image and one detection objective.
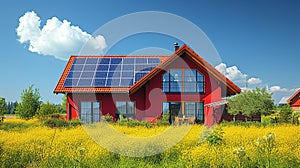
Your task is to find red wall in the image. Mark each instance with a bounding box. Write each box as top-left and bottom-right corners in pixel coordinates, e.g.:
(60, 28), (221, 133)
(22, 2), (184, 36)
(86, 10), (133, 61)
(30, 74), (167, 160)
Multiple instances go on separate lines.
(66, 53), (225, 125)
(290, 93), (300, 110)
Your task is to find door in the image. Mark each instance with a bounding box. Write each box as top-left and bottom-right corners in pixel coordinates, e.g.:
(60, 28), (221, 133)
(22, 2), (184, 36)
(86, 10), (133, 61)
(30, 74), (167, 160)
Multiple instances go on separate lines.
(170, 102), (182, 124)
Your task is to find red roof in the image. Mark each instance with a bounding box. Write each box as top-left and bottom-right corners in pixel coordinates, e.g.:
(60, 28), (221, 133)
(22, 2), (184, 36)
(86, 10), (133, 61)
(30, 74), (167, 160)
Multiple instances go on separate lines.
(287, 88), (300, 102)
(53, 44), (241, 95)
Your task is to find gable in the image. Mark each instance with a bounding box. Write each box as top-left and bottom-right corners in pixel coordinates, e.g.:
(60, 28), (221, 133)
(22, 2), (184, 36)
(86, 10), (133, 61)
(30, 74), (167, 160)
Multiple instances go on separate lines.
(288, 89), (300, 106)
(129, 44), (241, 96)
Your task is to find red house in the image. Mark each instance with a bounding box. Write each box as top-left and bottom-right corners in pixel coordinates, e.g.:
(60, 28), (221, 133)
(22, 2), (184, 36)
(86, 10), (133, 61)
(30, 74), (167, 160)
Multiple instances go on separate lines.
(54, 44), (241, 125)
(287, 89), (300, 110)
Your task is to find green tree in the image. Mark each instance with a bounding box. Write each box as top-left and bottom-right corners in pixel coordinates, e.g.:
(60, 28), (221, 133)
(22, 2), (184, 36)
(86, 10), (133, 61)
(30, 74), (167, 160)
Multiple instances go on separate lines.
(0, 97), (8, 116)
(279, 104), (293, 123)
(36, 101), (58, 120)
(16, 85), (41, 120)
(227, 87), (275, 121)
(57, 94), (67, 114)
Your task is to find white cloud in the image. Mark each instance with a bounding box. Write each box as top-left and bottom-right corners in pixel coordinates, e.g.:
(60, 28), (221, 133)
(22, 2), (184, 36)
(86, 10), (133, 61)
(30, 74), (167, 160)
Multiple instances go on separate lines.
(269, 86), (289, 92)
(247, 77), (262, 85)
(216, 63), (262, 86)
(215, 63), (246, 84)
(16, 11), (107, 60)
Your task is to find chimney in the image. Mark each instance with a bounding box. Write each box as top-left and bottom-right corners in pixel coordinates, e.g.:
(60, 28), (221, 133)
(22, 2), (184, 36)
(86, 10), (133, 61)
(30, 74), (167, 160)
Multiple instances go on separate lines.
(174, 42), (179, 51)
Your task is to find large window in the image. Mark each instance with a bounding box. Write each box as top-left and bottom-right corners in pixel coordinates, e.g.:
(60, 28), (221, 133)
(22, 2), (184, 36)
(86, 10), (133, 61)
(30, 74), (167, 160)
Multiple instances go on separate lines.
(116, 101), (135, 118)
(162, 69), (204, 93)
(162, 102), (204, 124)
(80, 102), (100, 124)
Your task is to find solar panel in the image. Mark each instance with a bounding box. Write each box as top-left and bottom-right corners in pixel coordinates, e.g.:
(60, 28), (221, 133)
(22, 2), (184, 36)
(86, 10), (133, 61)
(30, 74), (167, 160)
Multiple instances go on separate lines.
(64, 57), (161, 87)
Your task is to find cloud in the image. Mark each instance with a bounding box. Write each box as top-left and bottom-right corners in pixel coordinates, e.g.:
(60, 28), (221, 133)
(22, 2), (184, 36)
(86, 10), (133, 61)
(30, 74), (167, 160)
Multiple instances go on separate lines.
(247, 77), (262, 85)
(16, 11), (107, 60)
(215, 63), (262, 86)
(269, 86), (299, 104)
(269, 86), (289, 92)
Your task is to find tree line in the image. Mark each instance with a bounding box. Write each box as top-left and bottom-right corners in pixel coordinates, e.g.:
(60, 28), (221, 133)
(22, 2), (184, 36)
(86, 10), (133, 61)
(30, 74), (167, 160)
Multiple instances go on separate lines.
(227, 87), (299, 124)
(0, 85), (66, 120)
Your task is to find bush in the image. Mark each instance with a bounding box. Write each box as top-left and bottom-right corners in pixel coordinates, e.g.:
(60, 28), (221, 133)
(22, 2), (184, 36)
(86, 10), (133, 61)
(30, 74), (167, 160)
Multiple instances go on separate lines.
(68, 119), (81, 127)
(116, 115), (150, 127)
(103, 114), (113, 123)
(43, 118), (68, 128)
(155, 114), (170, 126)
(36, 102), (58, 120)
(206, 126), (224, 145)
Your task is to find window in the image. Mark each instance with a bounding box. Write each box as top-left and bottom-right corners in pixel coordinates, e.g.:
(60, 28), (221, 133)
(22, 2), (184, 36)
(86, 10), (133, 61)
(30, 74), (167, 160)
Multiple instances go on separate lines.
(184, 102), (196, 117)
(170, 70), (182, 92)
(162, 69), (204, 93)
(196, 102), (204, 123)
(162, 102), (170, 115)
(80, 102), (100, 124)
(116, 101), (135, 118)
(162, 102), (204, 124)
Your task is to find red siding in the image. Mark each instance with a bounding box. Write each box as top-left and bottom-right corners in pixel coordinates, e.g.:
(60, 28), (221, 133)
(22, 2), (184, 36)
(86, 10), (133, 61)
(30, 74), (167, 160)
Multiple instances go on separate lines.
(66, 53), (227, 126)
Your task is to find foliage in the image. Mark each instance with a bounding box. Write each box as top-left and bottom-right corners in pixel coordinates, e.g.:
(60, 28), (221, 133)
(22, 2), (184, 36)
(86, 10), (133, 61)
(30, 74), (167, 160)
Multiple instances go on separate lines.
(116, 115), (150, 127)
(43, 118), (69, 128)
(6, 101), (17, 114)
(56, 94), (67, 114)
(204, 126), (224, 145)
(254, 133), (277, 168)
(227, 87), (275, 121)
(1, 118), (300, 167)
(279, 104), (293, 123)
(233, 146), (247, 168)
(16, 85), (41, 120)
(0, 97), (7, 116)
(36, 101), (58, 120)
(102, 114), (113, 123)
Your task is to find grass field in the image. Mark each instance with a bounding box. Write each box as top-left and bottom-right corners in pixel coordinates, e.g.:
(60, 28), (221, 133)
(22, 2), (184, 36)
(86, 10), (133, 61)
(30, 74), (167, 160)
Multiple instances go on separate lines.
(0, 118), (300, 167)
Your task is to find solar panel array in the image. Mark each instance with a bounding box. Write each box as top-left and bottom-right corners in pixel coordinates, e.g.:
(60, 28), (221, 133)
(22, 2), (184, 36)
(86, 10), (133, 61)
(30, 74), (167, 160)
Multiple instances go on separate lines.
(64, 57), (161, 87)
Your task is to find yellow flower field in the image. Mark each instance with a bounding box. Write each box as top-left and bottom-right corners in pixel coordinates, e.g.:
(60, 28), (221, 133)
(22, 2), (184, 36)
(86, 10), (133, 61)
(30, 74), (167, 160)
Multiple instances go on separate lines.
(0, 118), (299, 167)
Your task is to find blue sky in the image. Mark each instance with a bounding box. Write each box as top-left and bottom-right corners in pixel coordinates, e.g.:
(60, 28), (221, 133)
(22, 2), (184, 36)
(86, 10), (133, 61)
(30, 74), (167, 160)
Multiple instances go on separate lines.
(0, 0), (299, 104)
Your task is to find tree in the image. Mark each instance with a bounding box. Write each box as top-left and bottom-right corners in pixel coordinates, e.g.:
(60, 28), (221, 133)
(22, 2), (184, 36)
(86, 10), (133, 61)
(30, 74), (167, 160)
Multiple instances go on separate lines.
(227, 87), (275, 121)
(279, 104), (293, 123)
(55, 94), (66, 114)
(0, 97), (8, 116)
(36, 101), (58, 120)
(16, 85), (41, 120)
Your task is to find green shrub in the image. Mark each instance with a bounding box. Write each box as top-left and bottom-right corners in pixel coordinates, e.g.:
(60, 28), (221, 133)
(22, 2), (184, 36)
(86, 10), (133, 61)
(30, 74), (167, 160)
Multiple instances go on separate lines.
(103, 114), (113, 123)
(206, 127), (224, 145)
(68, 119), (81, 127)
(116, 115), (150, 127)
(44, 118), (68, 128)
(36, 102), (58, 120)
(155, 114), (170, 126)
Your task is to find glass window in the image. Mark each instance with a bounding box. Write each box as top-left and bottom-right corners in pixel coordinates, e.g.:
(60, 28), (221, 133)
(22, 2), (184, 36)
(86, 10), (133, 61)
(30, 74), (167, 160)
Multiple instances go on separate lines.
(92, 102), (100, 122)
(196, 102), (204, 123)
(127, 102), (135, 114)
(80, 102), (100, 124)
(184, 102), (196, 117)
(116, 102), (126, 115)
(162, 102), (169, 115)
(197, 73), (204, 93)
(162, 73), (169, 92)
(162, 69), (204, 93)
(170, 70), (182, 92)
(116, 101), (135, 118)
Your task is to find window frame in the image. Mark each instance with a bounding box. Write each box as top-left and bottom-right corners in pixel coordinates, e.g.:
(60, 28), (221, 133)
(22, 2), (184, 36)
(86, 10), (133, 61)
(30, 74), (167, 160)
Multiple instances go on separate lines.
(162, 101), (205, 124)
(116, 101), (136, 118)
(162, 69), (205, 94)
(80, 101), (101, 124)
